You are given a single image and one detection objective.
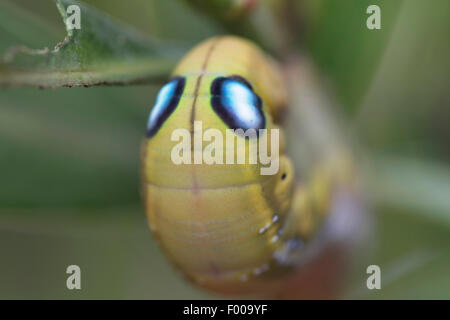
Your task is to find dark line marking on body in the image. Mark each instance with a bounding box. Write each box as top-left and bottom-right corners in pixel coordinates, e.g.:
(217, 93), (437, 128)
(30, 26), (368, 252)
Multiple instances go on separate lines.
(189, 38), (221, 143)
(188, 38), (223, 277)
(189, 38), (221, 197)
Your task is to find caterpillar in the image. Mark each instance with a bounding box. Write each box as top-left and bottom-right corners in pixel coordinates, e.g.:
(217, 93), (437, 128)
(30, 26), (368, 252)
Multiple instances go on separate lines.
(142, 36), (357, 296)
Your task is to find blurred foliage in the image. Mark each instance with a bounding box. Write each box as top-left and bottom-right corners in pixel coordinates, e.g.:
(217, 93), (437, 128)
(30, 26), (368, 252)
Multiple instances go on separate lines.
(181, 0), (267, 48)
(0, 0), (449, 299)
(184, 0), (257, 21)
(301, 0), (405, 114)
(355, 0), (450, 162)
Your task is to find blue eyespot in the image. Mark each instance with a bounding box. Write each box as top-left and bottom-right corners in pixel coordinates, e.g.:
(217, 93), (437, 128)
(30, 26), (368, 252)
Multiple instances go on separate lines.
(211, 76), (265, 136)
(146, 77), (185, 138)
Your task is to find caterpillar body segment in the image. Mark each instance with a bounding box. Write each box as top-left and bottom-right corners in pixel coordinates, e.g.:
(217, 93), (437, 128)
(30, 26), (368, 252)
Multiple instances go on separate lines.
(142, 36), (349, 295)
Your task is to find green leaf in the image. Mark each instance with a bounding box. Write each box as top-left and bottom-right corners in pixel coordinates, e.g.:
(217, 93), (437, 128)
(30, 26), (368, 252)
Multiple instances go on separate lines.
(0, 0), (187, 89)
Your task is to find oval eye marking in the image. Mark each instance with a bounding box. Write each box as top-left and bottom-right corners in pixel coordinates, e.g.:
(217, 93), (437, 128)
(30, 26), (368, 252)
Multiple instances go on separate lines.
(229, 75), (253, 90)
(146, 76), (186, 138)
(211, 76), (265, 136)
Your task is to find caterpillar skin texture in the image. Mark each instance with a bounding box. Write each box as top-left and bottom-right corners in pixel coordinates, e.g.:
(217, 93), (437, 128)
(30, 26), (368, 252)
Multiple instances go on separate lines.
(142, 36), (338, 295)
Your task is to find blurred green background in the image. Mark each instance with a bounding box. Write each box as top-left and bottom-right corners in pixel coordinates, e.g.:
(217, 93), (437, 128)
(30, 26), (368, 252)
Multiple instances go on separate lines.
(0, 0), (449, 299)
